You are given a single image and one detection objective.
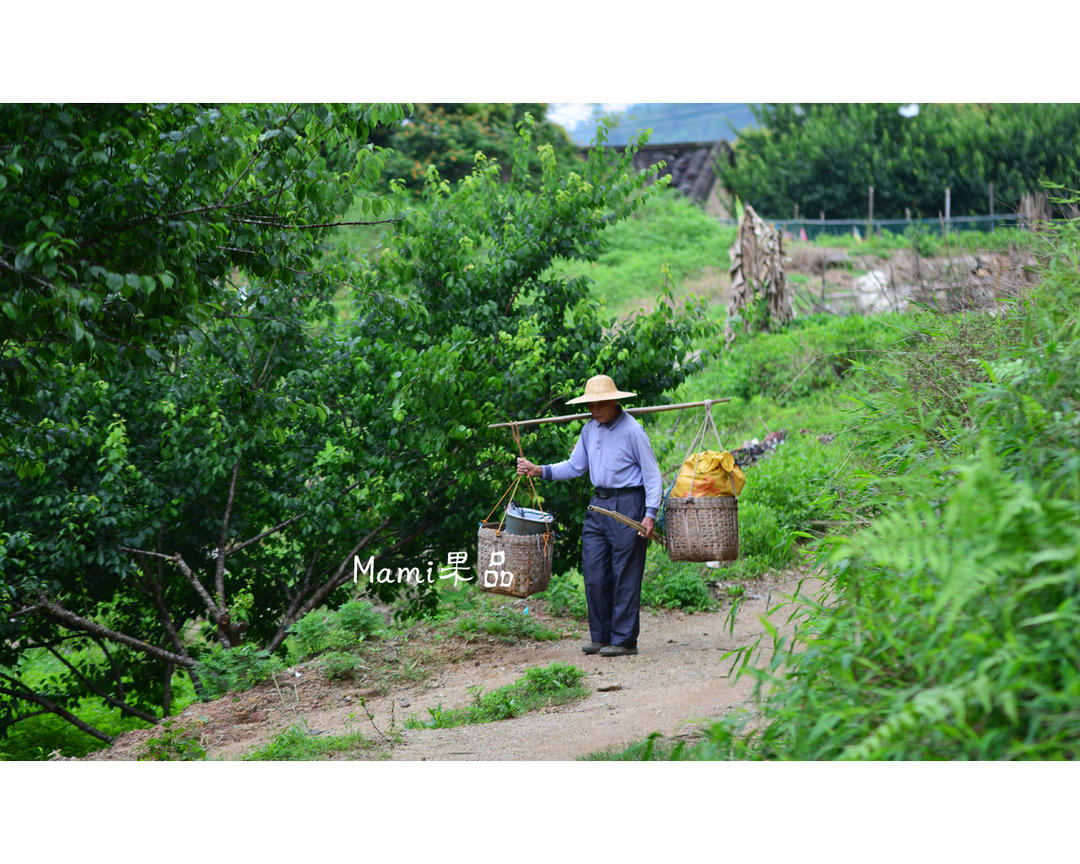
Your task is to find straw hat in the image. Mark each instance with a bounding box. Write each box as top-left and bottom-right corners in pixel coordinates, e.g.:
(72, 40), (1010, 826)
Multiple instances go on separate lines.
(565, 374), (637, 405)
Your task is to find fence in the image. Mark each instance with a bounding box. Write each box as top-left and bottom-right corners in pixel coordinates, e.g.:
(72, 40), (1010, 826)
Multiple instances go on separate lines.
(715, 213), (1027, 241)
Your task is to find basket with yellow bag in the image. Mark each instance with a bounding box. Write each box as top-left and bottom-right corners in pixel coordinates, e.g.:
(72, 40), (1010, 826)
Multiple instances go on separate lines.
(661, 401), (745, 562)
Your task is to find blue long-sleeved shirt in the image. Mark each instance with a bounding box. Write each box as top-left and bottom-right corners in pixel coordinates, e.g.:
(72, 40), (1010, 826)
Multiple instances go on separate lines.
(542, 409), (663, 519)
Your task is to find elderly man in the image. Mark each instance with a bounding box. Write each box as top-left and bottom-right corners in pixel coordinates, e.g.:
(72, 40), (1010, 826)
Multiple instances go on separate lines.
(517, 374), (663, 657)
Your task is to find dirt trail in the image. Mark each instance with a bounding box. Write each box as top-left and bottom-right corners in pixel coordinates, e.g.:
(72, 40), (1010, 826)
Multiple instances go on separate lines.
(88, 572), (817, 762)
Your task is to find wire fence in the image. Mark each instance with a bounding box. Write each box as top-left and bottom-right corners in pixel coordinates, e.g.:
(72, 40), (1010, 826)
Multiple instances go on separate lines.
(715, 213), (1028, 241)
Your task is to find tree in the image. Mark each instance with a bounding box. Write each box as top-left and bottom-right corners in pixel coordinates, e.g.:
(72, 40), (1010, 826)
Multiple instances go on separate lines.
(368, 103), (582, 190)
(0, 110), (711, 749)
(717, 103), (1080, 219)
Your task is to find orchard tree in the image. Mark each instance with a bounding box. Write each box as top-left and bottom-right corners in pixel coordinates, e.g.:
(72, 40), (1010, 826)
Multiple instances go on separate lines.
(718, 103), (1080, 219)
(368, 103), (582, 190)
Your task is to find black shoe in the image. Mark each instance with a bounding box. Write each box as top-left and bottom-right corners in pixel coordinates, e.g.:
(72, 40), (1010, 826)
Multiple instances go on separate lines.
(599, 644), (638, 657)
(581, 642), (607, 655)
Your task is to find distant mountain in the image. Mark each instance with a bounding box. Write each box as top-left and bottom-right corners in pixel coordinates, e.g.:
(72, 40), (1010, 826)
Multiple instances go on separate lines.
(562, 103), (758, 146)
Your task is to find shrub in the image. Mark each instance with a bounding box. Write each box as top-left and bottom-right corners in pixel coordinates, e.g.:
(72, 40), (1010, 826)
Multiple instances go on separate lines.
(194, 644), (284, 701)
(534, 568), (589, 620)
(640, 555), (714, 611)
(321, 651), (361, 681)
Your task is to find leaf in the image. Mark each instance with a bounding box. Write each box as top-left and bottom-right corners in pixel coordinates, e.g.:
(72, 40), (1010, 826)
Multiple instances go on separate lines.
(67, 195), (80, 208)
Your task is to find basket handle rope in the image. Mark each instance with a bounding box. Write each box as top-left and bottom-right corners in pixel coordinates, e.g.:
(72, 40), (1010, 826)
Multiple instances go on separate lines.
(484, 423), (551, 547)
(665, 400), (739, 502)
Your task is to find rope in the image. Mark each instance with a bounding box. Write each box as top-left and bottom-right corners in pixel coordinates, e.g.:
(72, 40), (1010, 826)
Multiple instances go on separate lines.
(483, 422), (551, 549)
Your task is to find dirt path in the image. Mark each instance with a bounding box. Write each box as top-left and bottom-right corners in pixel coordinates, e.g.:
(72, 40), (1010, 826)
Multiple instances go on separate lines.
(90, 571), (816, 762)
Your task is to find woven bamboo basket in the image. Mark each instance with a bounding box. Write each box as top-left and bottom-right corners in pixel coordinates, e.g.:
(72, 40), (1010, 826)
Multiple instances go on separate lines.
(663, 496), (739, 562)
(476, 522), (553, 597)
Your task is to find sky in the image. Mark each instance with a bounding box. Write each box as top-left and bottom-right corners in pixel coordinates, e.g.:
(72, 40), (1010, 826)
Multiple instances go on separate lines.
(546, 103), (630, 134)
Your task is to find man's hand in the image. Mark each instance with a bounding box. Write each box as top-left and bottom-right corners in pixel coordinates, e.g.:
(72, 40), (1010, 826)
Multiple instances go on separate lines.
(638, 516), (655, 540)
(516, 457), (541, 478)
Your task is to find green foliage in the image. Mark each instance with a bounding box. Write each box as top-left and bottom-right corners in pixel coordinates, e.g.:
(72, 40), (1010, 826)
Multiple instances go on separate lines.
(404, 662), (587, 729)
(288, 601), (385, 659)
(136, 720), (206, 761)
(193, 644), (284, 701)
(369, 103), (581, 191)
(581, 731), (693, 761)
(640, 553), (715, 612)
(1, 108), (708, 751)
(687, 313), (906, 404)
(697, 214), (1080, 759)
(721, 103), (1080, 219)
(534, 568), (589, 620)
(0, 102), (405, 405)
(242, 723), (372, 761)
(320, 651), (361, 681)
(452, 603), (561, 643)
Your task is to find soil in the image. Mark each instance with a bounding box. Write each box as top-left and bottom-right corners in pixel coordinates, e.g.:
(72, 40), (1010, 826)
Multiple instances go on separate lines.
(85, 570), (820, 762)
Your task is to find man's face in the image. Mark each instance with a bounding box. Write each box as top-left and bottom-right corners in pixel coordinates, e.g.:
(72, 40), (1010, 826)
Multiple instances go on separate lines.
(588, 400), (619, 424)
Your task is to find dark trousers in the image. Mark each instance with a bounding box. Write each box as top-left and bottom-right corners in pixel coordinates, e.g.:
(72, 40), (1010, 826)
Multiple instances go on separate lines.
(581, 487), (647, 648)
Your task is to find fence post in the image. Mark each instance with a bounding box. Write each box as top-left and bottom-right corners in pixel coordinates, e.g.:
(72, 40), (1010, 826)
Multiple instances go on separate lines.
(945, 187), (951, 223)
(868, 186), (874, 237)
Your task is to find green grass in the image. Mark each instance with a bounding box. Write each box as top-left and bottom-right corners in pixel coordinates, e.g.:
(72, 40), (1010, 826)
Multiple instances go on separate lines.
(581, 731), (695, 761)
(689, 217), (1080, 760)
(242, 722), (380, 761)
(403, 662), (588, 729)
(547, 188), (735, 318)
(0, 644), (198, 761)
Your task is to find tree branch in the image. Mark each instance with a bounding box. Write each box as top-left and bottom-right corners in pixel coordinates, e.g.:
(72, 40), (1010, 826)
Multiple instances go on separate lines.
(120, 547), (225, 627)
(216, 463), (241, 606)
(0, 676), (114, 745)
(266, 516), (391, 651)
(217, 105), (301, 208)
(226, 215), (401, 229)
(226, 513), (304, 557)
(34, 596), (195, 668)
(39, 643), (158, 724)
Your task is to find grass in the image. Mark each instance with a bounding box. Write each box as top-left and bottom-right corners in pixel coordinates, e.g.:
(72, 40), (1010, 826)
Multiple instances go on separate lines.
(546, 188), (736, 318)
(242, 722), (382, 761)
(0, 643), (198, 761)
(403, 662), (588, 729)
(581, 731), (696, 761)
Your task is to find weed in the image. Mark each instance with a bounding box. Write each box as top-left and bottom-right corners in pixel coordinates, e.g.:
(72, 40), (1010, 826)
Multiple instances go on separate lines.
(287, 599), (386, 660)
(451, 603), (562, 643)
(533, 568), (588, 620)
(404, 662), (588, 729)
(641, 554), (715, 612)
(194, 644), (284, 700)
(581, 731), (695, 761)
(695, 217), (1080, 760)
(137, 720), (206, 761)
(242, 723), (373, 761)
(321, 651), (361, 681)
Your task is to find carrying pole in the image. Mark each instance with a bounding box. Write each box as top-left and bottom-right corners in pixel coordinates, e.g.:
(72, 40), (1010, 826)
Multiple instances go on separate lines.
(487, 398), (731, 429)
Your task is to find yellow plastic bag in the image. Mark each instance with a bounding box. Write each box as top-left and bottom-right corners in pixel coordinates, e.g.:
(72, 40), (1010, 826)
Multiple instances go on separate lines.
(671, 450), (745, 498)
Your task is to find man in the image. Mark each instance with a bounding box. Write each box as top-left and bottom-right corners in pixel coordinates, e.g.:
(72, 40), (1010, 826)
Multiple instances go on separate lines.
(517, 374), (663, 657)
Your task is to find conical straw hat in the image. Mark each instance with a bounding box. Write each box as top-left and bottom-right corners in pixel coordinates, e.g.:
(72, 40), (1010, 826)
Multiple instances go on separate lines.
(565, 374), (637, 405)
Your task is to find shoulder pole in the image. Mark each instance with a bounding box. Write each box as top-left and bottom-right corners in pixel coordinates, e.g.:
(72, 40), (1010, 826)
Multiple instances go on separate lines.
(487, 398), (731, 429)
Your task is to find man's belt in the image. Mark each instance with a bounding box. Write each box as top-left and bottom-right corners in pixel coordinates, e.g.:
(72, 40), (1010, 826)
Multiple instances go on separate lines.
(593, 485), (644, 499)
